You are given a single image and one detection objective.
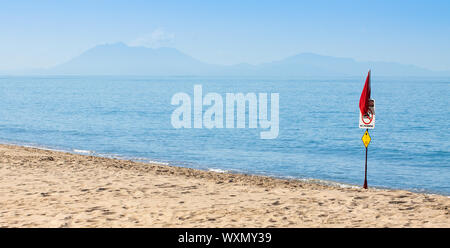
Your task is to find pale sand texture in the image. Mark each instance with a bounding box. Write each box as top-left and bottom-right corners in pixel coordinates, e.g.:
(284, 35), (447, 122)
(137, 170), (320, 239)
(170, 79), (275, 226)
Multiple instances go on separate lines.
(0, 144), (448, 227)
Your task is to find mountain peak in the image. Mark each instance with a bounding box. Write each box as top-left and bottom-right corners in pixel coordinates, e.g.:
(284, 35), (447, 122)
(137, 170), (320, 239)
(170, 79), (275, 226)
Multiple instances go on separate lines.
(49, 42), (211, 75)
(96, 42), (128, 48)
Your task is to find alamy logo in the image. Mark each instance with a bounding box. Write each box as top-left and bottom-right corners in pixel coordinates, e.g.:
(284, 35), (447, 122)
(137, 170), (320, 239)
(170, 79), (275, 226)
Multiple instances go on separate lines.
(171, 85), (279, 139)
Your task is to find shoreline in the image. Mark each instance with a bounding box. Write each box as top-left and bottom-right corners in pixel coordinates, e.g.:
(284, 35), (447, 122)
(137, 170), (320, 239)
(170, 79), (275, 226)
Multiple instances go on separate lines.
(2, 140), (445, 196)
(1, 143), (449, 227)
(1, 140), (366, 190)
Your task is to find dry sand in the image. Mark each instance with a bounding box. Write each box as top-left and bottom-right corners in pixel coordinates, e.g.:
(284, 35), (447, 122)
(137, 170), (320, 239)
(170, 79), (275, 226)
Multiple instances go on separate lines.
(0, 144), (448, 227)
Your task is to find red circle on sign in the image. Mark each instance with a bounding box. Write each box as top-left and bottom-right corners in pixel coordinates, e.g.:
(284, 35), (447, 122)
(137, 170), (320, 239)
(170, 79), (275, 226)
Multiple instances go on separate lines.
(362, 109), (373, 124)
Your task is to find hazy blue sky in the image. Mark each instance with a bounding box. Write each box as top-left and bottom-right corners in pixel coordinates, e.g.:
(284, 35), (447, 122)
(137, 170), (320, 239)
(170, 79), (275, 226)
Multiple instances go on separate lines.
(1, 0), (449, 71)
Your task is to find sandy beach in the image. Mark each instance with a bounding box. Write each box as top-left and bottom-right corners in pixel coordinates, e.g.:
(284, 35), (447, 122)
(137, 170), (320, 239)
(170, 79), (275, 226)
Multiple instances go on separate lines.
(0, 143), (448, 228)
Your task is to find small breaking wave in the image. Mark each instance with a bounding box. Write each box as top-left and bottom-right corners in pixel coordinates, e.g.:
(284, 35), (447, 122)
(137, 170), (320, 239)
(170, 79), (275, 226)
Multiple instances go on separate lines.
(208, 168), (228, 173)
(73, 149), (94, 155)
(297, 178), (361, 189)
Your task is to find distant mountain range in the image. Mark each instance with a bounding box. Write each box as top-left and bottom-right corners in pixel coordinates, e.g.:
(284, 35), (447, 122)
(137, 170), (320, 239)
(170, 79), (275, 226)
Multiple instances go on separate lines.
(9, 42), (450, 76)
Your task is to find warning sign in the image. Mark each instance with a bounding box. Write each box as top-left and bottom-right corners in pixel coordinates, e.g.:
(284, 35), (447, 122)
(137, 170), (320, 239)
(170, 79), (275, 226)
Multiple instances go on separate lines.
(359, 99), (375, 129)
(362, 130), (371, 148)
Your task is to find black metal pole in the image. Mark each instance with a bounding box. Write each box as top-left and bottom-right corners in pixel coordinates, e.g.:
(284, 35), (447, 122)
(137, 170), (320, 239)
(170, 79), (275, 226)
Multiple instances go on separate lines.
(363, 129), (368, 189)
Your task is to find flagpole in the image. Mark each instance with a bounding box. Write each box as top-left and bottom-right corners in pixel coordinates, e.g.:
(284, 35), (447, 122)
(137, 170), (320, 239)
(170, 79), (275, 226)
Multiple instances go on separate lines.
(363, 128), (368, 189)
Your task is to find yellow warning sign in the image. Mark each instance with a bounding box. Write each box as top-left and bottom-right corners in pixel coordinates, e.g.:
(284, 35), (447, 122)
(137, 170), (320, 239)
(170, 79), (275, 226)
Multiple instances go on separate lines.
(362, 130), (371, 148)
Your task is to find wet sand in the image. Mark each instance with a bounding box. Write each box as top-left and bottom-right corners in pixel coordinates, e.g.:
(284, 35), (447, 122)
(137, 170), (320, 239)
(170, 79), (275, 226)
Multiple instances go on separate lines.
(0, 144), (448, 227)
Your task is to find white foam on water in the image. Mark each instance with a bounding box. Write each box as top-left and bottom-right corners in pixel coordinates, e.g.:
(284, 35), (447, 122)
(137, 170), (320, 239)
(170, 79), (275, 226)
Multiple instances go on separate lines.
(19, 143), (69, 154)
(208, 168), (228, 173)
(126, 156), (170, 165)
(146, 160), (170, 165)
(297, 178), (361, 189)
(73, 149), (93, 154)
(94, 153), (171, 166)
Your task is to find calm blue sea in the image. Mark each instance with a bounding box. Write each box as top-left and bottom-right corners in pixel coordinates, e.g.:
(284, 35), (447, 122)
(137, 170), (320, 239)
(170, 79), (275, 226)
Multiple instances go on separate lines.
(0, 76), (449, 195)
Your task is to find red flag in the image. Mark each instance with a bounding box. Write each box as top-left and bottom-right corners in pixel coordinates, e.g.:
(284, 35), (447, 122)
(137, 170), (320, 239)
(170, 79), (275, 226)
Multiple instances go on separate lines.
(359, 70), (371, 115)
